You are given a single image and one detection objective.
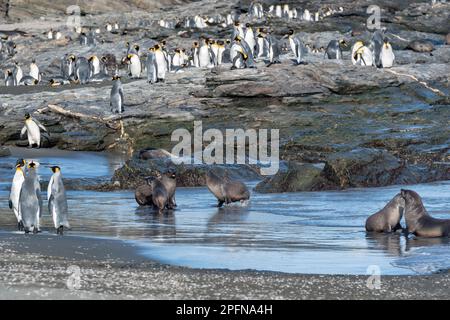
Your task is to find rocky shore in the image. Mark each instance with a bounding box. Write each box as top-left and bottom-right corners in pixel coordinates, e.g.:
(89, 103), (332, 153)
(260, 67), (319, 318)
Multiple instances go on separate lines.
(0, 0), (448, 192)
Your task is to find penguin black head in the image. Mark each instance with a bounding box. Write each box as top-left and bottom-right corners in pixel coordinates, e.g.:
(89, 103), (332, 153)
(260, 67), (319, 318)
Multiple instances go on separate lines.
(15, 159), (26, 168)
(234, 36), (241, 42)
(193, 42), (199, 48)
(33, 79), (39, 85)
(154, 44), (160, 50)
(69, 55), (76, 61)
(175, 48), (181, 53)
(217, 40), (225, 46)
(50, 166), (60, 173)
(101, 56), (107, 62)
(383, 37), (389, 44)
(134, 44), (140, 51)
(126, 54), (133, 60)
(112, 75), (121, 81)
(6, 69), (12, 76)
(287, 29), (294, 36)
(88, 56), (95, 62)
(31, 59), (36, 64)
(246, 23), (251, 28)
(225, 39), (231, 44)
(161, 40), (167, 46)
(234, 21), (240, 27)
(339, 39), (348, 47)
(24, 113), (31, 120)
(28, 161), (36, 169)
(126, 41), (130, 47)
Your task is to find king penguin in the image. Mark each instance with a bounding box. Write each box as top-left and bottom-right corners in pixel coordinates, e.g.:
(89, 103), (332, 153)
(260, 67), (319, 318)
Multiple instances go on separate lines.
(48, 166), (70, 235)
(4, 69), (15, 86)
(9, 158), (26, 231)
(147, 47), (158, 83)
(74, 56), (92, 84)
(370, 28), (386, 68)
(20, 113), (49, 148)
(244, 23), (256, 56)
(110, 75), (124, 114)
(353, 45), (374, 66)
(191, 41), (200, 67)
(199, 38), (212, 68)
(351, 41), (365, 65)
(380, 38), (395, 68)
(283, 30), (307, 65)
(19, 161), (42, 234)
(29, 59), (40, 81)
(154, 44), (167, 82)
(126, 53), (141, 78)
(324, 39), (347, 59)
(61, 54), (76, 80)
(12, 61), (23, 85)
(88, 55), (101, 75)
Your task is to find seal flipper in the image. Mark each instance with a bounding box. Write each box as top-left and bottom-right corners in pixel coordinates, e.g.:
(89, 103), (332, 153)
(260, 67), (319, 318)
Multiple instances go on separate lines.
(393, 222), (403, 232)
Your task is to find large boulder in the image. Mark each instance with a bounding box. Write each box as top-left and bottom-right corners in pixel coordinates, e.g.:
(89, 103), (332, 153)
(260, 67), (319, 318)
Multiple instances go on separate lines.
(255, 162), (331, 193)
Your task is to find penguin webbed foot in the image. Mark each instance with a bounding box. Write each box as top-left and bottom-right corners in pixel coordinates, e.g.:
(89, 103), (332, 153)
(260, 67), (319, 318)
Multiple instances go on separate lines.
(18, 221), (24, 231)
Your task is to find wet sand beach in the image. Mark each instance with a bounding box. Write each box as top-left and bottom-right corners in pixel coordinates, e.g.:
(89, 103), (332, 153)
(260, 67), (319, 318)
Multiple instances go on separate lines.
(0, 232), (449, 300)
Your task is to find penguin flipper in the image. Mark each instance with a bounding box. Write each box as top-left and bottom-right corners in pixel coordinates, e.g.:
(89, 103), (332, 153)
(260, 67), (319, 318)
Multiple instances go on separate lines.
(119, 87), (124, 106)
(34, 119), (48, 133)
(20, 125), (27, 138)
(48, 194), (54, 215)
(8, 199), (12, 209)
(37, 188), (43, 218)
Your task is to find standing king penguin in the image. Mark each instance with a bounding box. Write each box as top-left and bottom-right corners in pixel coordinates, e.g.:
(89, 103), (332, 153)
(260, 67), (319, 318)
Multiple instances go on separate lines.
(48, 166), (70, 235)
(154, 44), (167, 82)
(284, 30), (307, 65)
(9, 159), (26, 231)
(110, 75), (124, 114)
(324, 39), (347, 59)
(19, 161), (42, 234)
(147, 47), (158, 83)
(380, 38), (395, 68)
(20, 113), (49, 148)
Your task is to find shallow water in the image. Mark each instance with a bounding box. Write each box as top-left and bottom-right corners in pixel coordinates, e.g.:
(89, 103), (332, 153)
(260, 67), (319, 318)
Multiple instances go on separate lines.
(0, 149), (449, 275)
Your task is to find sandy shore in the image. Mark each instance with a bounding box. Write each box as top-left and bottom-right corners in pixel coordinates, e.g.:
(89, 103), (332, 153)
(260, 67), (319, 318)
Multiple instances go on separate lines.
(0, 232), (448, 300)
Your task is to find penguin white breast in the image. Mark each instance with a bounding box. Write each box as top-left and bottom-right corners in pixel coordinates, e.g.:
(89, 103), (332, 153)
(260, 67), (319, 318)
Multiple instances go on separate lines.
(130, 55), (141, 75)
(27, 121), (41, 143)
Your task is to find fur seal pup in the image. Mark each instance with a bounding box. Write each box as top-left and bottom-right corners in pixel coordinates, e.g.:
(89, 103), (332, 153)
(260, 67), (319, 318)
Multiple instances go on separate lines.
(206, 170), (250, 207)
(365, 193), (404, 233)
(135, 177), (153, 206)
(149, 176), (168, 214)
(401, 189), (450, 238)
(159, 169), (177, 209)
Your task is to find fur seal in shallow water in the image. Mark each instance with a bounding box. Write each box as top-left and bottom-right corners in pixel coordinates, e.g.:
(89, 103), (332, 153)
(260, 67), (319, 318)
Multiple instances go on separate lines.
(149, 176), (168, 214)
(401, 189), (450, 238)
(159, 170), (177, 209)
(205, 170), (250, 207)
(365, 193), (404, 233)
(135, 178), (153, 206)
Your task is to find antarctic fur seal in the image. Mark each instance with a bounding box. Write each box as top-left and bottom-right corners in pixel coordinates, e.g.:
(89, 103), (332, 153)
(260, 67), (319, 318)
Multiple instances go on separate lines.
(401, 189), (450, 238)
(365, 193), (404, 233)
